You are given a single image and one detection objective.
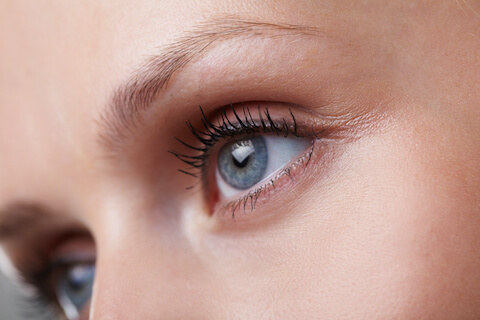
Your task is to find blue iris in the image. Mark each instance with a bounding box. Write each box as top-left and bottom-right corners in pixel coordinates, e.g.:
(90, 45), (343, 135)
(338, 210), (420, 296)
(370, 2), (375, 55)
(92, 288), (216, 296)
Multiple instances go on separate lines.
(217, 136), (268, 190)
(57, 263), (95, 317)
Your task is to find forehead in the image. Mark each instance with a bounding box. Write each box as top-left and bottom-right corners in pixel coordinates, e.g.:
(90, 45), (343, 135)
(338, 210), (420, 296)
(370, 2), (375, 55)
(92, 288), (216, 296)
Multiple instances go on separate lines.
(0, 1), (179, 206)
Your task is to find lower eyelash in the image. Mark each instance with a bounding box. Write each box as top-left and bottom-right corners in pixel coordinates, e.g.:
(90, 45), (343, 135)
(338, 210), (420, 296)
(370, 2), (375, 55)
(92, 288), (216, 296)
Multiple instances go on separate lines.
(217, 144), (315, 219)
(22, 294), (61, 320)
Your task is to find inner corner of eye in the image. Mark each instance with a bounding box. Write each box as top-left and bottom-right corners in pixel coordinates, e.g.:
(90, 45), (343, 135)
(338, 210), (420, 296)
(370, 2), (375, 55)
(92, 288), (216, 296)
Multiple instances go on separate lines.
(214, 134), (312, 199)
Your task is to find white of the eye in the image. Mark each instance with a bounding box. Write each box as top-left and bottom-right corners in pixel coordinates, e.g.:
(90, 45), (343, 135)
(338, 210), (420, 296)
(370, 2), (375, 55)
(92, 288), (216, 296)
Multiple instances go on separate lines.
(57, 285), (80, 320)
(216, 135), (311, 198)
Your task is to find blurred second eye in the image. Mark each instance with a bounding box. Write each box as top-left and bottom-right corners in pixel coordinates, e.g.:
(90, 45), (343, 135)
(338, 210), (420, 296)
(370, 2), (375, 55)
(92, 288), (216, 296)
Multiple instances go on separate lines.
(215, 135), (312, 199)
(57, 263), (95, 320)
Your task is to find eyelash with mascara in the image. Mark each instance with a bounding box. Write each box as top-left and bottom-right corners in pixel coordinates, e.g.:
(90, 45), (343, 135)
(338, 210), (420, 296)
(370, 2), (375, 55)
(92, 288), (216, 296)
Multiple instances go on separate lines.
(170, 103), (329, 217)
(18, 257), (70, 318)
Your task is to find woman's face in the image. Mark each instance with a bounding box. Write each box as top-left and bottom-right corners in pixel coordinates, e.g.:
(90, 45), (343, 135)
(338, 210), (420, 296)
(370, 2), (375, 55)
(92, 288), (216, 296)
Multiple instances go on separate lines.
(1, 0), (480, 319)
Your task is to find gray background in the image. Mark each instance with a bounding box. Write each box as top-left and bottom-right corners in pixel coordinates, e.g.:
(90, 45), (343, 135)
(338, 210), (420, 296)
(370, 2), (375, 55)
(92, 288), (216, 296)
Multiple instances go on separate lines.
(0, 270), (52, 320)
(0, 270), (24, 320)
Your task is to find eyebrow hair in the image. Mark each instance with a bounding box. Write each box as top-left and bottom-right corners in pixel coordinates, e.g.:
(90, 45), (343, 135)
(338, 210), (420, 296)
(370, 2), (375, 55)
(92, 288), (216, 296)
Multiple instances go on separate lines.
(0, 202), (47, 241)
(98, 17), (319, 156)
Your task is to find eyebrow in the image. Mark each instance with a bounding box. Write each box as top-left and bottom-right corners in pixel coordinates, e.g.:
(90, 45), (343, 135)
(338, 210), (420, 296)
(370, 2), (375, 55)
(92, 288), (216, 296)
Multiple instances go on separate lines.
(98, 18), (319, 155)
(0, 202), (47, 241)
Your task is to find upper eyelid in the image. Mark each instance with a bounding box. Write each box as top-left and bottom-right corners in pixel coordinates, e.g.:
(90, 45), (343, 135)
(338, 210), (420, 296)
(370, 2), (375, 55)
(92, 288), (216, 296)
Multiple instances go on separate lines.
(169, 104), (302, 178)
(96, 18), (321, 159)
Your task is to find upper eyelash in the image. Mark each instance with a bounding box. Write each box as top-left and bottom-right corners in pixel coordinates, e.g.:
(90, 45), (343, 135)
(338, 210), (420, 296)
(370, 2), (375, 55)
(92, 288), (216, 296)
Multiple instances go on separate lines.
(17, 259), (62, 317)
(169, 103), (301, 180)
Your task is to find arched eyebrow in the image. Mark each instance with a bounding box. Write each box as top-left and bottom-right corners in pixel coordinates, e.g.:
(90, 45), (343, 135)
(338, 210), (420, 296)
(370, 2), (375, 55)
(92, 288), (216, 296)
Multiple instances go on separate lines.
(97, 18), (320, 157)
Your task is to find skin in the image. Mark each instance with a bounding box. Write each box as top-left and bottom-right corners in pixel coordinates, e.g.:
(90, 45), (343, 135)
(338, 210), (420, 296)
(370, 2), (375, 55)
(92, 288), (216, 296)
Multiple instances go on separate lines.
(1, 0), (480, 319)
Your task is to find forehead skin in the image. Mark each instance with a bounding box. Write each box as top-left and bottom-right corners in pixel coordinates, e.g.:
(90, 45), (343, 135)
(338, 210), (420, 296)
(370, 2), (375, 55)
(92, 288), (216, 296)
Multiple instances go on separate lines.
(1, 0), (480, 319)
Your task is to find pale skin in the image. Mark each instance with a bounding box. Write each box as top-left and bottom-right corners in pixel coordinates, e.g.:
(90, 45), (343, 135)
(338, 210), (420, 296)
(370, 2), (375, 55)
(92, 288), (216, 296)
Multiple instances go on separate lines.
(1, 0), (480, 319)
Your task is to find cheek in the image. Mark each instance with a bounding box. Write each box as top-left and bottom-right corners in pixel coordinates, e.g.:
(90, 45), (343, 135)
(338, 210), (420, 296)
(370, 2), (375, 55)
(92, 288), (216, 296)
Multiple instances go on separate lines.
(88, 106), (480, 319)
(280, 123), (480, 318)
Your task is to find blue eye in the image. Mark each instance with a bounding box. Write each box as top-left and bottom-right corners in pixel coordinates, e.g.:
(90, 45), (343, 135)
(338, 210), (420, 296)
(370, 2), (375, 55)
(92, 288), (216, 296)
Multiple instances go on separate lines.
(57, 263), (95, 320)
(216, 135), (312, 198)
(217, 136), (268, 190)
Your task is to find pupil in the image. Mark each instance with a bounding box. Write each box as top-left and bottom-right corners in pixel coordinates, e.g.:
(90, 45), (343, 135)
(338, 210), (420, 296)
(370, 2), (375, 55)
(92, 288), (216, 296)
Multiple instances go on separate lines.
(68, 277), (84, 291)
(233, 154), (250, 168)
(67, 265), (91, 291)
